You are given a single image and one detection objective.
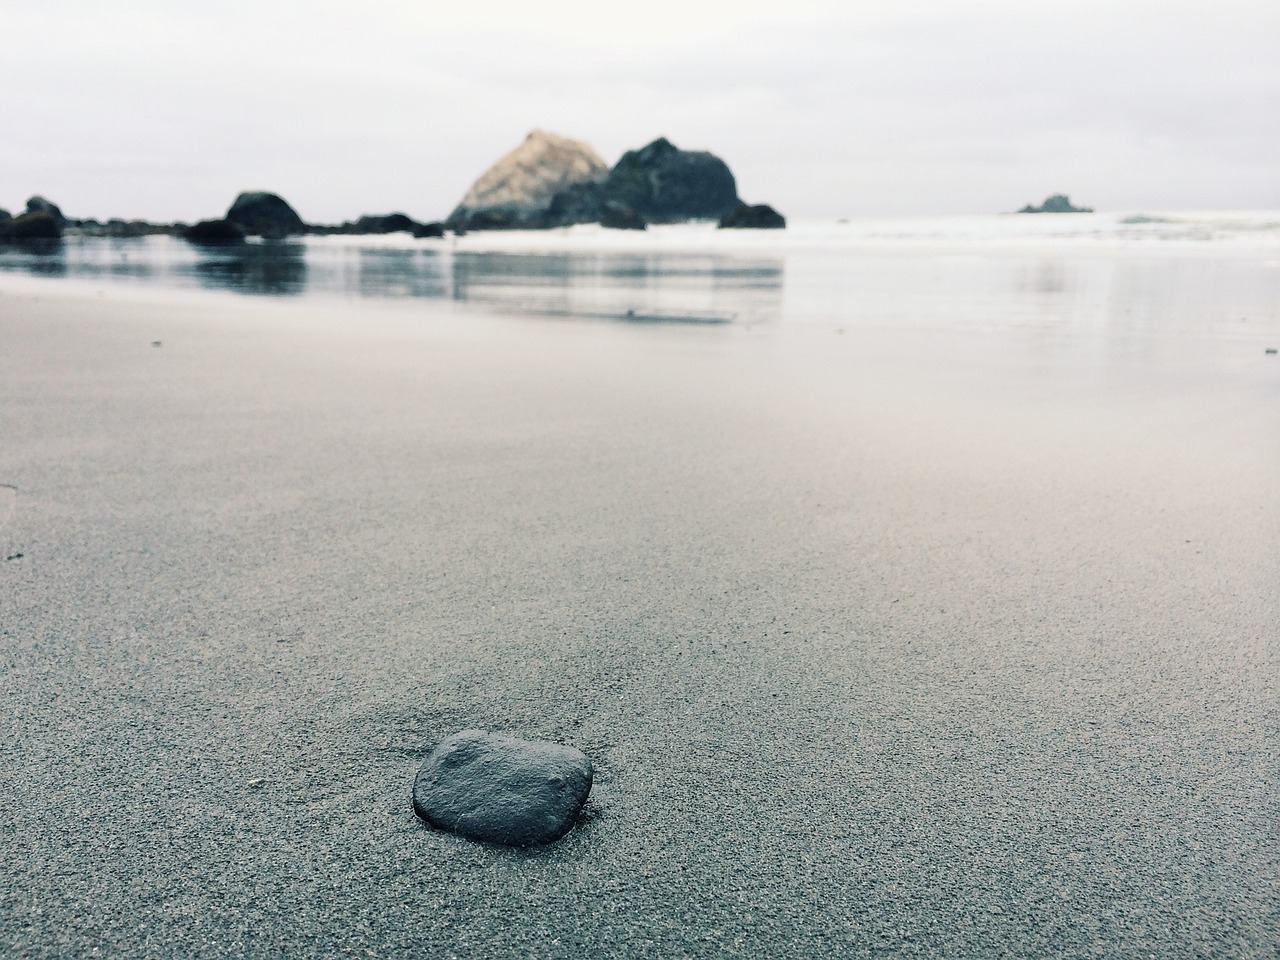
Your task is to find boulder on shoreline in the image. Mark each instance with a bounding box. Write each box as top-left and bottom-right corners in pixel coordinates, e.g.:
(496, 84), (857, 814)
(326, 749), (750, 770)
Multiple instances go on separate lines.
(411, 221), (445, 238)
(448, 130), (609, 231)
(226, 191), (306, 238)
(25, 196), (67, 228)
(352, 213), (417, 234)
(600, 201), (646, 231)
(1018, 194), (1093, 214)
(0, 210), (64, 241)
(604, 137), (741, 223)
(183, 219), (247, 245)
(718, 203), (786, 229)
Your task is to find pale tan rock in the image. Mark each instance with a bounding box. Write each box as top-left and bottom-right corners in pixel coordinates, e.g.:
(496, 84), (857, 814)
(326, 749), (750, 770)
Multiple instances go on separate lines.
(449, 130), (608, 226)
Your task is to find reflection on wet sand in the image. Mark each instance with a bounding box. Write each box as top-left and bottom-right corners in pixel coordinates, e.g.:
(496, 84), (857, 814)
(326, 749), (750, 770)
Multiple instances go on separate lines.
(0, 237), (787, 324)
(193, 242), (308, 296)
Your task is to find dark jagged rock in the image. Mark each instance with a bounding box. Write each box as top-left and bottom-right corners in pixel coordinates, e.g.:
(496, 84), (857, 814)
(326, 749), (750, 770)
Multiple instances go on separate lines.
(183, 219), (247, 245)
(719, 203), (786, 229)
(546, 181), (606, 226)
(1018, 194), (1093, 214)
(352, 213), (417, 234)
(412, 730), (593, 847)
(0, 211), (63, 241)
(0, 209), (10, 222)
(600, 201), (646, 231)
(604, 138), (741, 223)
(412, 221), (445, 238)
(25, 196), (66, 227)
(226, 191), (306, 238)
(309, 214), (446, 237)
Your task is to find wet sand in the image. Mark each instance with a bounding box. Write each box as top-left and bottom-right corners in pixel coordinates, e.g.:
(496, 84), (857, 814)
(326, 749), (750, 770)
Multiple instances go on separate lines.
(1, 283), (1276, 958)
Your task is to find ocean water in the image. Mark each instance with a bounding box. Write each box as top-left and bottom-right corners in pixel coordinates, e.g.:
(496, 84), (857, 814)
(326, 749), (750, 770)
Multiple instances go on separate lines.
(1, 213), (1277, 343)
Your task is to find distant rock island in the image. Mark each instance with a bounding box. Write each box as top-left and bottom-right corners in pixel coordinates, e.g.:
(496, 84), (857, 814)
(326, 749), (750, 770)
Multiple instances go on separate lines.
(1018, 194), (1093, 214)
(447, 130), (785, 231)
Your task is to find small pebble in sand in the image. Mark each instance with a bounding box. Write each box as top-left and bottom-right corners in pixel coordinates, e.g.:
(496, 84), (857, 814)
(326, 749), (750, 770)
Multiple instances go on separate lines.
(1266, 347), (1277, 355)
(412, 730), (592, 847)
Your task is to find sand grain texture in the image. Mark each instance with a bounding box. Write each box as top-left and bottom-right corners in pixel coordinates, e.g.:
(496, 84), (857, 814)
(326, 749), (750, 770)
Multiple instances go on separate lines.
(0, 286), (1276, 958)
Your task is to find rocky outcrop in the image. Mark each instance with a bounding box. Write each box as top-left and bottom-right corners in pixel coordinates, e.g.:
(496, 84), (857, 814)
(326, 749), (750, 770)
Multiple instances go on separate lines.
(0, 209), (10, 222)
(183, 219), (246, 245)
(25, 196), (67, 227)
(1018, 194), (1092, 214)
(448, 130), (609, 231)
(602, 138), (740, 223)
(600, 202), (646, 231)
(0, 211), (63, 241)
(718, 203), (786, 229)
(412, 221), (445, 238)
(226, 191), (306, 237)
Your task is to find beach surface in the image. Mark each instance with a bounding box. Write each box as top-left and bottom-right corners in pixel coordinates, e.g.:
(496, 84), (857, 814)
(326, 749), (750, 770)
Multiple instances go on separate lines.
(1, 278), (1276, 958)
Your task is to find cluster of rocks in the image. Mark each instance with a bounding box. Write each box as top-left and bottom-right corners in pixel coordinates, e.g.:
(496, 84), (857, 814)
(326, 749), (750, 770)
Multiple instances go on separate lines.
(446, 130), (785, 232)
(1018, 194), (1093, 214)
(184, 192), (446, 245)
(5, 131), (787, 246)
(0, 197), (68, 242)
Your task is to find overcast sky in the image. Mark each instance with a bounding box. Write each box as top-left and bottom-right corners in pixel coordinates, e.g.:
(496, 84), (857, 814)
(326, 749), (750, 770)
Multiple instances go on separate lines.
(2, 0), (1277, 222)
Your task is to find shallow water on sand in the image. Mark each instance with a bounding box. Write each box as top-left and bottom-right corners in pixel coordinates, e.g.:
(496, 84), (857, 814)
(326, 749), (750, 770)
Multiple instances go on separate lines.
(1, 217), (1277, 344)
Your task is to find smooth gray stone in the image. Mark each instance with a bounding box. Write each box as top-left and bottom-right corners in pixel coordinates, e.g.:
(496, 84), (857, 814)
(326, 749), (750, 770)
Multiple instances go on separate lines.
(412, 730), (593, 847)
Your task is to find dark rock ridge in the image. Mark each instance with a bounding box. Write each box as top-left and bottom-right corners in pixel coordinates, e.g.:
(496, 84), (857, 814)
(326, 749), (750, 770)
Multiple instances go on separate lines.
(0, 210), (63, 242)
(25, 195), (67, 227)
(600, 201), (646, 231)
(0, 209), (10, 222)
(308, 213), (446, 238)
(183, 219), (246, 245)
(719, 203), (786, 229)
(601, 137), (740, 224)
(1018, 194), (1093, 214)
(226, 191), (306, 238)
(412, 730), (593, 847)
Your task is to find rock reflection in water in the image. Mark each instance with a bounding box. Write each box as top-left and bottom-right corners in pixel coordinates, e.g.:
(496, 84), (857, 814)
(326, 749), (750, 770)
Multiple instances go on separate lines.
(353, 247), (449, 299)
(193, 242), (307, 296)
(0, 235), (786, 325)
(449, 251), (785, 324)
(0, 238), (66, 276)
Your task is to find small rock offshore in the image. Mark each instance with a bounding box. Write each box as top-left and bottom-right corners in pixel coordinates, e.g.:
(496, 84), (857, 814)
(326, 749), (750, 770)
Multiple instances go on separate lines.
(412, 730), (593, 847)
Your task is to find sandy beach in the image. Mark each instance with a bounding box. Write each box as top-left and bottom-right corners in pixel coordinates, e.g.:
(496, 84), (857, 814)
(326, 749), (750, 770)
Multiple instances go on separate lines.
(1, 279), (1276, 958)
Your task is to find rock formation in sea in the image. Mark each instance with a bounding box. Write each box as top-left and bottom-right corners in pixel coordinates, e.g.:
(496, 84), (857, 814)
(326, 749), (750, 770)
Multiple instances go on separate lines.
(0, 210), (64, 242)
(183, 219), (247, 245)
(447, 130), (609, 231)
(308, 213), (446, 237)
(0, 208), (10, 222)
(601, 137), (741, 223)
(25, 195), (67, 227)
(718, 203), (786, 229)
(1018, 194), (1093, 213)
(226, 191), (306, 237)
(448, 131), (779, 230)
